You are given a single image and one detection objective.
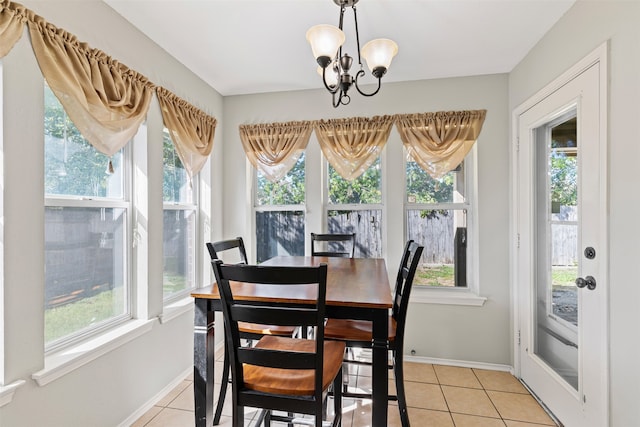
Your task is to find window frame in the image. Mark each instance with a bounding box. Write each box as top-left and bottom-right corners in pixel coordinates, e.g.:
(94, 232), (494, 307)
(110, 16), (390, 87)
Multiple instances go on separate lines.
(162, 130), (199, 304)
(323, 155), (385, 259)
(403, 145), (485, 306)
(252, 154), (306, 263)
(43, 143), (134, 353)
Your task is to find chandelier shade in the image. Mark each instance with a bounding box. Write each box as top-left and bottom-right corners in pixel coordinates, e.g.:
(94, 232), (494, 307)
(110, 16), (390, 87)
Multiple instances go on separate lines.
(361, 38), (398, 77)
(306, 0), (398, 108)
(306, 24), (345, 67)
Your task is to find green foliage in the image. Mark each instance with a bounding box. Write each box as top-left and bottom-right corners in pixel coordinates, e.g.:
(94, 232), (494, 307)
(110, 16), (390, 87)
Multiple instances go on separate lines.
(44, 87), (121, 198)
(406, 160), (456, 204)
(328, 157), (381, 204)
(256, 154), (305, 205)
(163, 131), (190, 202)
(550, 151), (577, 206)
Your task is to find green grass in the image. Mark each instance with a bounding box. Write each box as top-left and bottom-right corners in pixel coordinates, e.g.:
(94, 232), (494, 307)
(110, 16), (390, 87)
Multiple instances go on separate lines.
(45, 286), (124, 343)
(552, 266), (578, 287)
(415, 264), (455, 287)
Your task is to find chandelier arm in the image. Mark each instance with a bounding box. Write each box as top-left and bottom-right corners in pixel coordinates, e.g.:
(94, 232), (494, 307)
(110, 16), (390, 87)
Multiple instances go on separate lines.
(338, 4), (346, 60)
(352, 5), (363, 66)
(322, 66), (340, 94)
(354, 69), (382, 97)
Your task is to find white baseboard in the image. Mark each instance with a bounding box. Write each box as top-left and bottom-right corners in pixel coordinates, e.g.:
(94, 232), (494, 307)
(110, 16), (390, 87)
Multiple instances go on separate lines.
(118, 366), (192, 427)
(404, 354), (514, 374)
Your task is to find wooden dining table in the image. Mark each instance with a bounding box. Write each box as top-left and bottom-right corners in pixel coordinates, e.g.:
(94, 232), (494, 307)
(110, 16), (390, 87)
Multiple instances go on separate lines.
(191, 255), (393, 427)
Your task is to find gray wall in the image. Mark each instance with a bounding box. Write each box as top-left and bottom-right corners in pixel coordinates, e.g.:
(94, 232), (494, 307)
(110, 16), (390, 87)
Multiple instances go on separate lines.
(0, 1), (223, 426)
(223, 74), (512, 365)
(509, 1), (640, 425)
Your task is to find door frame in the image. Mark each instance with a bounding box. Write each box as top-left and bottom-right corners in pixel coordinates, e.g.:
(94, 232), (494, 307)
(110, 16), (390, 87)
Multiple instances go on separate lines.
(510, 42), (609, 423)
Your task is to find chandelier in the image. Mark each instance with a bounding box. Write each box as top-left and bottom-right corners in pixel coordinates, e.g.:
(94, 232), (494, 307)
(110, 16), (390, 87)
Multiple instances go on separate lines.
(306, 0), (398, 108)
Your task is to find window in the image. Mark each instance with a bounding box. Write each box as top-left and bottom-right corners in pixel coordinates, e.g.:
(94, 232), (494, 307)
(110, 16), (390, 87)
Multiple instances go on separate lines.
(254, 154), (305, 262)
(162, 129), (197, 301)
(405, 155), (472, 288)
(44, 86), (130, 350)
(326, 157), (383, 258)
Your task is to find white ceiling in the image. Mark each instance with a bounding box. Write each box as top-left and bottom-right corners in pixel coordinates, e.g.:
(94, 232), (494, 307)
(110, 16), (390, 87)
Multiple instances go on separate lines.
(104, 0), (576, 97)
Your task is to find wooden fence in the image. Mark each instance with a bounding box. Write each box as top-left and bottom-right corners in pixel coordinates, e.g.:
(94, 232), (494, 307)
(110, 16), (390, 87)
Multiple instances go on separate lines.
(255, 207), (578, 266)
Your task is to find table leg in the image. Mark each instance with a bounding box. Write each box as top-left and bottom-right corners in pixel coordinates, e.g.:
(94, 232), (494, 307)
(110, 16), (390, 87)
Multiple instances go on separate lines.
(371, 307), (389, 427)
(194, 298), (215, 427)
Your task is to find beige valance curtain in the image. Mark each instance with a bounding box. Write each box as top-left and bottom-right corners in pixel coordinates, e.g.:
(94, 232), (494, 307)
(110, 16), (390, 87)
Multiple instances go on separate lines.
(0, 0), (27, 58)
(395, 110), (486, 179)
(157, 87), (217, 179)
(239, 121), (313, 182)
(27, 12), (154, 157)
(314, 115), (394, 181)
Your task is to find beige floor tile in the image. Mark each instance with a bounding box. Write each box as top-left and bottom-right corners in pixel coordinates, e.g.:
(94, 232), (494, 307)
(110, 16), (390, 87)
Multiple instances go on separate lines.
(487, 391), (556, 425)
(434, 365), (483, 388)
(131, 406), (162, 427)
(403, 408), (455, 427)
(452, 413), (507, 427)
(474, 369), (529, 394)
(166, 385), (194, 411)
(144, 408), (194, 427)
(504, 421), (558, 427)
(404, 381), (448, 411)
(403, 362), (438, 384)
(155, 380), (191, 407)
(441, 385), (500, 418)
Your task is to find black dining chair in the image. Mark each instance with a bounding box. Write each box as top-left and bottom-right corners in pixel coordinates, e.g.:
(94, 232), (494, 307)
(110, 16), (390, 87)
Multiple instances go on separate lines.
(206, 238), (297, 425)
(324, 240), (424, 427)
(211, 260), (344, 427)
(310, 232), (356, 258)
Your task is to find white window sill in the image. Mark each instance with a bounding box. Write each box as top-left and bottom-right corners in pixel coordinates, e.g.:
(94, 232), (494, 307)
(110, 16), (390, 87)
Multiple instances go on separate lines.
(0, 380), (26, 407)
(159, 296), (194, 324)
(32, 319), (154, 387)
(411, 288), (487, 306)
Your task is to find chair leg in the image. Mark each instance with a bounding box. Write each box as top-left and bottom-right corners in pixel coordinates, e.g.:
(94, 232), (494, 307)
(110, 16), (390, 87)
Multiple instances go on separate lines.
(333, 366), (343, 426)
(213, 343), (231, 425)
(233, 404), (245, 427)
(394, 351), (410, 427)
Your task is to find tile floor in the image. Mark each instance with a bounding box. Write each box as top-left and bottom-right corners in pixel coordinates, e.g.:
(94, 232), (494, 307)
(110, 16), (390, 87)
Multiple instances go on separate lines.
(132, 349), (559, 427)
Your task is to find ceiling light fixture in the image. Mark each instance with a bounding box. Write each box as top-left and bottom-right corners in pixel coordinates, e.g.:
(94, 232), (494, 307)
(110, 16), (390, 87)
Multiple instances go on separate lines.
(306, 0), (398, 108)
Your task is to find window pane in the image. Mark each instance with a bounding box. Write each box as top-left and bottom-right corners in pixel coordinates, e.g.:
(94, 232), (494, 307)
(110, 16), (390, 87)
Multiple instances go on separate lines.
(45, 207), (127, 344)
(256, 211), (304, 263)
(407, 209), (467, 287)
(44, 87), (123, 199)
(406, 160), (465, 204)
(256, 154), (305, 206)
(163, 129), (193, 204)
(327, 209), (382, 258)
(328, 157), (381, 204)
(163, 209), (196, 298)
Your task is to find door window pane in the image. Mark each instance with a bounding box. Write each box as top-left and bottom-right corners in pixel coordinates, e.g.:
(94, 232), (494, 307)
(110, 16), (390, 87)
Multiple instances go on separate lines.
(534, 112), (578, 390)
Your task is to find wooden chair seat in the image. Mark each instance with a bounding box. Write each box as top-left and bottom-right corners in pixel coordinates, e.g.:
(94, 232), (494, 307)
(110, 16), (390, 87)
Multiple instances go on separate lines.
(324, 316), (397, 343)
(238, 322), (297, 336)
(244, 336), (346, 396)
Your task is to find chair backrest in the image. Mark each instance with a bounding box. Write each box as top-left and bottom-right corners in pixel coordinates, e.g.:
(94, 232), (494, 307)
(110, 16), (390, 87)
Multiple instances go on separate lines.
(310, 232), (356, 257)
(206, 237), (248, 264)
(211, 260), (329, 398)
(392, 240), (424, 344)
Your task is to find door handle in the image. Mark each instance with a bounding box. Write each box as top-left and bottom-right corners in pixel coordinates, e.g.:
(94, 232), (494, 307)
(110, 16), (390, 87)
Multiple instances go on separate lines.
(575, 275), (596, 290)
